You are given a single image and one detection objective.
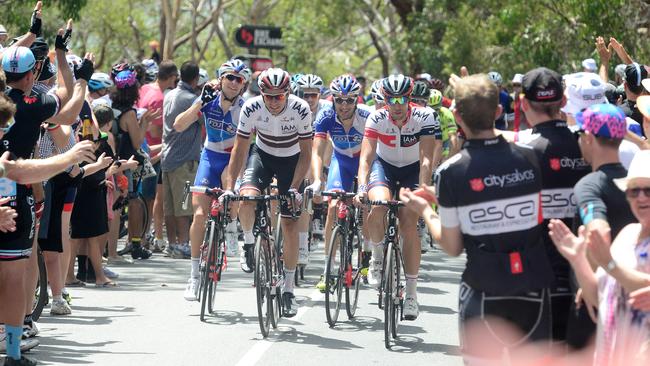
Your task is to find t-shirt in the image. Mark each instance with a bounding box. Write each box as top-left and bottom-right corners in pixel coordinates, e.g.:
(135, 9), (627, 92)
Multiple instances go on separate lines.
(137, 83), (164, 146)
(574, 163), (636, 238)
(236, 94), (313, 157)
(161, 81), (203, 172)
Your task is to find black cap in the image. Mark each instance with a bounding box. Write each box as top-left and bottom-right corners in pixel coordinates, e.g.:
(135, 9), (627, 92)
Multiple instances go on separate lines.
(522, 67), (563, 102)
(624, 63), (648, 94)
(37, 58), (56, 81)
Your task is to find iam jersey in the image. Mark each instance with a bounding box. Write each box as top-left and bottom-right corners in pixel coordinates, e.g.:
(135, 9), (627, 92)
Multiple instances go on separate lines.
(364, 104), (441, 167)
(200, 94), (244, 153)
(237, 94), (312, 157)
(435, 136), (553, 295)
(314, 104), (371, 159)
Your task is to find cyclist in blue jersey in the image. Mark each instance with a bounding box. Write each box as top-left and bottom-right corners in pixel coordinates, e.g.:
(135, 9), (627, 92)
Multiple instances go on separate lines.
(306, 75), (372, 292)
(173, 59), (251, 301)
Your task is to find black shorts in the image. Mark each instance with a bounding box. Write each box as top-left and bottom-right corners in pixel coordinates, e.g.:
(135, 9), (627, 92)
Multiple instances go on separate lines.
(368, 158), (420, 193)
(0, 195), (36, 261)
(458, 282), (552, 360)
(240, 146), (300, 217)
(38, 172), (79, 252)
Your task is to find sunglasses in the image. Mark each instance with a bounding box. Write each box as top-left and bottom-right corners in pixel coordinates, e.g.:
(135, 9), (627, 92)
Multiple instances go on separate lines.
(1, 117), (15, 134)
(262, 93), (287, 102)
(225, 74), (244, 83)
(334, 97), (356, 105)
(387, 96), (409, 105)
(303, 92), (320, 98)
(626, 187), (650, 199)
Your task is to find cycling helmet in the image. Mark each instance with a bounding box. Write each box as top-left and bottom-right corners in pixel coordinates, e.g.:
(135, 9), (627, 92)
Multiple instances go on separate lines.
(88, 72), (114, 91)
(412, 80), (430, 99)
(198, 68), (209, 86)
(430, 78), (444, 91)
(258, 68), (291, 93)
(329, 75), (361, 96)
(114, 70), (138, 89)
(415, 73), (432, 83)
(487, 71), (503, 86)
(296, 74), (324, 90)
(1, 46), (35, 74)
(218, 59), (251, 82)
(290, 73), (303, 94)
(381, 74), (413, 97)
(142, 59), (158, 83)
(429, 89), (443, 108)
(111, 63), (132, 80)
(66, 54), (82, 72)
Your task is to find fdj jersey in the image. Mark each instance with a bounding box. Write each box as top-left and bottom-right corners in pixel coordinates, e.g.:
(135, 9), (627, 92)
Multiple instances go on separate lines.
(314, 104), (372, 159)
(200, 94), (244, 153)
(364, 104), (441, 167)
(237, 94), (313, 157)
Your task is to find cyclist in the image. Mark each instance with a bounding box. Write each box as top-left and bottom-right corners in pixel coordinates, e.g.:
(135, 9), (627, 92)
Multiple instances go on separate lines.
(88, 72), (114, 107)
(307, 75), (372, 292)
(356, 74), (442, 320)
(429, 89), (459, 160)
(224, 68), (313, 317)
(174, 59), (250, 301)
(488, 71), (513, 130)
(367, 79), (385, 109)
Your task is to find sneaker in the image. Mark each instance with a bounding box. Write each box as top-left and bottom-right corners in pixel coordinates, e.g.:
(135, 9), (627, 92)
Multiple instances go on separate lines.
(21, 321), (38, 339)
(226, 233), (239, 257)
(4, 355), (38, 365)
(239, 245), (254, 273)
(163, 244), (176, 257)
(282, 292), (299, 318)
(117, 242), (133, 255)
(368, 259), (383, 288)
(298, 243), (309, 265)
(131, 244), (152, 260)
(183, 278), (199, 301)
(107, 256), (133, 265)
(152, 238), (165, 253)
(0, 326), (40, 354)
(403, 296), (419, 320)
(103, 266), (119, 279)
(62, 289), (72, 305)
(171, 244), (191, 259)
(50, 299), (72, 316)
(316, 275), (326, 293)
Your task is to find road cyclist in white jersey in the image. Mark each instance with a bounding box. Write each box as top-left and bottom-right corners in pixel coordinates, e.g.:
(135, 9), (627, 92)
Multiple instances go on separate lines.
(306, 75), (373, 292)
(355, 74), (443, 320)
(223, 68), (313, 317)
(174, 59), (251, 301)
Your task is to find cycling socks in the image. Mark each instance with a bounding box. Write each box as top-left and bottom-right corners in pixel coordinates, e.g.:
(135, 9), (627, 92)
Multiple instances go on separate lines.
(283, 267), (295, 293)
(5, 324), (21, 360)
(298, 232), (308, 254)
(191, 258), (199, 278)
(363, 238), (372, 251)
(371, 240), (384, 262)
(243, 230), (254, 246)
(406, 273), (418, 298)
(131, 237), (142, 246)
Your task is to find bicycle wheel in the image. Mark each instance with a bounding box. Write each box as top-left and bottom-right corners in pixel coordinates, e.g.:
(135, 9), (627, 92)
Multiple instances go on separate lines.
(325, 226), (344, 327)
(31, 250), (48, 322)
(207, 226), (225, 314)
(200, 221), (216, 321)
(345, 229), (362, 319)
(255, 234), (272, 338)
(392, 247), (402, 340)
(383, 241), (396, 349)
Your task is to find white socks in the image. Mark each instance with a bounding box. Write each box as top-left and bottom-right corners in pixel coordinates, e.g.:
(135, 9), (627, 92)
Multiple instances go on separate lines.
(406, 273), (418, 298)
(191, 258), (199, 279)
(283, 266), (295, 294)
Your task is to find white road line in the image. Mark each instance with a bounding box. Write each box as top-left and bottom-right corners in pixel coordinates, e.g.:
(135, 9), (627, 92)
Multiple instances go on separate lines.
(235, 289), (324, 366)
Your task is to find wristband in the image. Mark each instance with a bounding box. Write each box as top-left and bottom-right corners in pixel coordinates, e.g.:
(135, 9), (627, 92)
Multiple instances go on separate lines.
(47, 123), (60, 131)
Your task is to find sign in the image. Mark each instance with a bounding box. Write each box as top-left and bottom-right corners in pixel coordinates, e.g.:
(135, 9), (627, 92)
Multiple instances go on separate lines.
(235, 25), (284, 50)
(233, 55), (274, 72)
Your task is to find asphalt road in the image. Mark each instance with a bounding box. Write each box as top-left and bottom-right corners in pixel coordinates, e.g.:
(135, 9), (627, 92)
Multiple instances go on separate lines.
(18, 239), (465, 365)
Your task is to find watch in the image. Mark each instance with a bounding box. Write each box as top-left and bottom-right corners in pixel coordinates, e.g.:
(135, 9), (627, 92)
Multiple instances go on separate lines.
(606, 259), (617, 273)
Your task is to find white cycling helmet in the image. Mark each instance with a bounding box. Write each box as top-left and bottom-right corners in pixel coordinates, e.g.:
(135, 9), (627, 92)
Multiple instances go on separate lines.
(66, 54), (82, 72)
(296, 74), (324, 90)
(371, 79), (384, 101)
(198, 68), (209, 86)
(218, 59), (252, 82)
(381, 74), (413, 97)
(258, 68), (291, 93)
(487, 71), (503, 86)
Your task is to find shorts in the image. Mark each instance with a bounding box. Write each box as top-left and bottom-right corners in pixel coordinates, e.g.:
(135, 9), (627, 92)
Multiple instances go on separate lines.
(458, 282), (552, 361)
(0, 195), (36, 261)
(141, 162), (161, 200)
(162, 161), (198, 217)
(38, 172), (78, 252)
(63, 187), (77, 212)
(240, 146), (299, 217)
(368, 158), (419, 193)
(326, 153), (358, 192)
(194, 149), (230, 189)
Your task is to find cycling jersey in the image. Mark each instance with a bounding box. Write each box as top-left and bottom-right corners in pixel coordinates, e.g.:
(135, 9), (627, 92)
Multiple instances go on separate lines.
(435, 135), (553, 295)
(434, 106), (457, 158)
(364, 104), (441, 167)
(314, 104), (371, 159)
(237, 94), (312, 157)
(200, 94), (244, 154)
(312, 99), (332, 123)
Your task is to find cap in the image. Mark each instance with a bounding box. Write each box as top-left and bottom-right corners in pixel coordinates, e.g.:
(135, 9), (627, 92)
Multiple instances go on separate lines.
(624, 63), (648, 93)
(37, 58), (56, 81)
(0, 25), (7, 35)
(561, 72), (607, 115)
(637, 95), (650, 120)
(522, 67), (563, 102)
(575, 103), (626, 139)
(512, 73), (523, 85)
(614, 150), (650, 192)
(1, 46), (35, 74)
(582, 58), (597, 72)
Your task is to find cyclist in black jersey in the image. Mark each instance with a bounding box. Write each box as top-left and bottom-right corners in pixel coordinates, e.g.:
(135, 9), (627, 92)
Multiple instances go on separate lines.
(402, 74), (554, 363)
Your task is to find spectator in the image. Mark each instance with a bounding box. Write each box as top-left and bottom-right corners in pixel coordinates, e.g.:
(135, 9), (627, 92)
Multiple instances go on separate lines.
(161, 61), (202, 258)
(582, 58), (597, 73)
(510, 73), (528, 131)
(0, 24), (7, 48)
(620, 63), (648, 130)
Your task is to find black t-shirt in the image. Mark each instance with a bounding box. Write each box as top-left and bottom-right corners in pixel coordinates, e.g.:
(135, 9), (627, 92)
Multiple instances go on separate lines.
(518, 120), (590, 279)
(435, 135), (554, 295)
(574, 163), (636, 239)
(620, 99), (644, 136)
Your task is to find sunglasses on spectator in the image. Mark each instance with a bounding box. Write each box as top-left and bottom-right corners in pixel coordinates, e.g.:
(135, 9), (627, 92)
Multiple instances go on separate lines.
(334, 97), (356, 105)
(387, 96), (409, 105)
(225, 74), (244, 83)
(626, 187), (650, 199)
(262, 93), (287, 102)
(1, 117), (15, 134)
(303, 92), (320, 98)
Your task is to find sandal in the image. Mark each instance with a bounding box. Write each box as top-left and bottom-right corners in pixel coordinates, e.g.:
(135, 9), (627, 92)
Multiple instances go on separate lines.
(95, 281), (119, 288)
(65, 279), (87, 287)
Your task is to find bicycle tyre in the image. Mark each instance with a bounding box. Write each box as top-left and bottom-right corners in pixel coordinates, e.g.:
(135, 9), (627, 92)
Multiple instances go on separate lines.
(383, 241), (395, 349)
(325, 226), (344, 327)
(345, 229), (362, 319)
(31, 250), (48, 322)
(392, 247), (401, 339)
(200, 221), (216, 321)
(255, 234), (272, 337)
(207, 224), (224, 314)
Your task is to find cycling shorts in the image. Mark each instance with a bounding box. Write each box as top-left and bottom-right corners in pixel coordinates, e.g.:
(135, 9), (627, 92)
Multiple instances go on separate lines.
(368, 158), (419, 193)
(240, 145), (300, 218)
(194, 149), (230, 190)
(458, 281), (552, 363)
(0, 195), (35, 261)
(326, 153), (359, 192)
